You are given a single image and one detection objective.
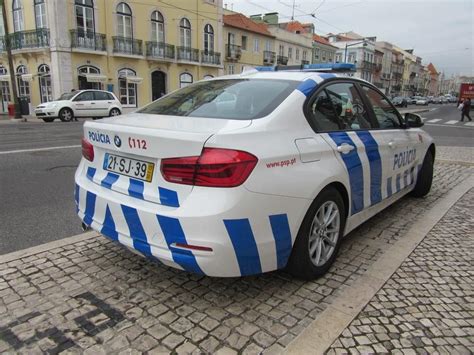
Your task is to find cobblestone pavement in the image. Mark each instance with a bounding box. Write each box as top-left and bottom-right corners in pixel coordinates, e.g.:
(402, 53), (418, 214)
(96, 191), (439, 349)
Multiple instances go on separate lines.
(0, 162), (472, 354)
(328, 188), (474, 355)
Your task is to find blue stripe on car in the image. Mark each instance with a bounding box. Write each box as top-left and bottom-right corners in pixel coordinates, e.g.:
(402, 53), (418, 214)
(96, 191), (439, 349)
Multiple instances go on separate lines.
(403, 169), (409, 187)
(396, 173), (401, 192)
(355, 131), (382, 206)
(328, 132), (364, 215)
(387, 177), (393, 197)
(121, 205), (152, 256)
(269, 214), (292, 269)
(86, 167), (96, 181)
(128, 179), (144, 200)
(83, 191), (96, 226)
(159, 187), (180, 207)
(101, 173), (120, 189)
(101, 205), (118, 241)
(156, 215), (204, 274)
(223, 219), (262, 276)
(296, 79), (317, 97)
(74, 184), (79, 204)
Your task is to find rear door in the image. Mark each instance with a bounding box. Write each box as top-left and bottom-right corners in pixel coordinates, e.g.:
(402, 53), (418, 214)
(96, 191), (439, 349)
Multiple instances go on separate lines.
(72, 91), (95, 117)
(360, 85), (419, 198)
(307, 81), (383, 216)
(93, 91), (113, 117)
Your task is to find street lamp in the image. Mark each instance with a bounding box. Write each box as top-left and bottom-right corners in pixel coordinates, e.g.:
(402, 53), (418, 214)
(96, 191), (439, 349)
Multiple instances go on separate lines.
(344, 40), (368, 63)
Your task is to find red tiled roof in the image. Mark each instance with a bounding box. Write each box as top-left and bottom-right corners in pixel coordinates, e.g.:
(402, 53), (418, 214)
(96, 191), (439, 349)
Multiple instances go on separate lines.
(427, 63), (438, 75)
(313, 34), (337, 48)
(223, 14), (274, 37)
(284, 21), (307, 33)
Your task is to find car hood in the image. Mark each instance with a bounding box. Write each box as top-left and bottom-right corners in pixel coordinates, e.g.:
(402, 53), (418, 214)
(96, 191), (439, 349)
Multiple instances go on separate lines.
(39, 100), (70, 107)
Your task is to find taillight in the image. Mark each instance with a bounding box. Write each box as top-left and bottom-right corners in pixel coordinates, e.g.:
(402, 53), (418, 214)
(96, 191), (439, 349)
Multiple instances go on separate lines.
(161, 148), (258, 187)
(82, 138), (94, 162)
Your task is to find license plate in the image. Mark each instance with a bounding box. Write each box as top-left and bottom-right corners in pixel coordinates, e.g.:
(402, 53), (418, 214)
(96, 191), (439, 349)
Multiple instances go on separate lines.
(103, 153), (155, 182)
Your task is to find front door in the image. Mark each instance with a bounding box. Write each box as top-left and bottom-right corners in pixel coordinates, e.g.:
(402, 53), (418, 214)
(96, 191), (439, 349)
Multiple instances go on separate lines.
(72, 91), (95, 117)
(151, 71), (166, 101)
(359, 85), (418, 198)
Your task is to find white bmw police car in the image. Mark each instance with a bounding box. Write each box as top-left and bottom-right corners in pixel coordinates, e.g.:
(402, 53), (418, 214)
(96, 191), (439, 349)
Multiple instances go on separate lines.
(74, 63), (434, 279)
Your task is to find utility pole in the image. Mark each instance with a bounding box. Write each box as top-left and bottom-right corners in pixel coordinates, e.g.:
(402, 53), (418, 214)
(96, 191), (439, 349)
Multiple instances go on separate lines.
(1, 0), (23, 120)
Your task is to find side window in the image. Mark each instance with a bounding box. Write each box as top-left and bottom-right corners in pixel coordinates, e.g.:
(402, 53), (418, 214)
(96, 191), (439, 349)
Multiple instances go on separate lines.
(75, 91), (94, 101)
(107, 93), (115, 100)
(94, 91), (110, 101)
(325, 82), (373, 130)
(309, 91), (342, 131)
(362, 86), (402, 129)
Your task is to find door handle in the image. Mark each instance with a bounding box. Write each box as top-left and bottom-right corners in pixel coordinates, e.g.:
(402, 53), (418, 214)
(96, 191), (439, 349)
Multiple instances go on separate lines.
(388, 141), (397, 149)
(337, 143), (355, 154)
(90, 102), (96, 105)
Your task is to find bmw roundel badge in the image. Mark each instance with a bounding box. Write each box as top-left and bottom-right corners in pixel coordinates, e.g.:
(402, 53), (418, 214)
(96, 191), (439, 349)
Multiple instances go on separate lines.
(114, 135), (122, 147)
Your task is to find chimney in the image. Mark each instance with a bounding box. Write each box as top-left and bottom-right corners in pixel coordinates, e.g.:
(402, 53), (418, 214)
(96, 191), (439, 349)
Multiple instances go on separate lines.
(263, 12), (279, 25)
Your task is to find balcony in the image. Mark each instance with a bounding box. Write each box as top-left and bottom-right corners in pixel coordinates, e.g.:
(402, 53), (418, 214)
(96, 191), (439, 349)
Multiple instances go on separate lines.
(360, 61), (376, 71)
(70, 30), (106, 52)
(176, 46), (199, 63)
(146, 42), (175, 61)
(375, 63), (382, 72)
(201, 50), (221, 66)
(112, 36), (143, 56)
(226, 44), (241, 61)
(277, 55), (288, 65)
(263, 50), (276, 65)
(10, 29), (49, 50)
(301, 60), (310, 65)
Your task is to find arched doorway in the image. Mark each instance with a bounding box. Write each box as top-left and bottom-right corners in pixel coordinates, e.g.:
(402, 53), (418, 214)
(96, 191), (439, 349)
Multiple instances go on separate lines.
(78, 65), (102, 90)
(151, 71), (166, 101)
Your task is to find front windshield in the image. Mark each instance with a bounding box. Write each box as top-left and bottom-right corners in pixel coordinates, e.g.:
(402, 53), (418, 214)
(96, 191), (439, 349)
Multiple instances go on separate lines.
(138, 79), (299, 120)
(57, 92), (77, 101)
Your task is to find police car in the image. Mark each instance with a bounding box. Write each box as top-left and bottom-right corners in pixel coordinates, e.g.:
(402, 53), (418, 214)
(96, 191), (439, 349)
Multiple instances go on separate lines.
(74, 63), (434, 279)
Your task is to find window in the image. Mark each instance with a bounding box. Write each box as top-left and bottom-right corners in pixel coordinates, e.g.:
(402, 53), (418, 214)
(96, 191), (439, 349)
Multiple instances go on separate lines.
(38, 64), (52, 103)
(78, 65), (102, 90)
(12, 0), (24, 32)
(16, 65), (29, 98)
(179, 73), (193, 88)
(203, 75), (214, 80)
(94, 91), (113, 100)
(288, 47), (293, 59)
(335, 54), (341, 62)
(138, 79), (299, 120)
(309, 82), (373, 131)
(204, 24), (214, 54)
(34, 0), (47, 29)
(151, 11), (164, 43)
(279, 45), (284, 56)
(118, 68), (137, 107)
(296, 48), (300, 60)
(362, 86), (401, 129)
(0, 66), (11, 102)
(241, 35), (247, 50)
(180, 18), (191, 47)
(116, 3), (132, 38)
(75, 0), (94, 34)
(303, 50), (307, 61)
(265, 40), (272, 52)
(253, 38), (259, 52)
(75, 91), (94, 101)
(227, 64), (234, 75)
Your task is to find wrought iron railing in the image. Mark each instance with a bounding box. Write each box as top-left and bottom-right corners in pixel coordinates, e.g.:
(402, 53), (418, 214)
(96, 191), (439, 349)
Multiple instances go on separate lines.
(176, 46), (199, 62)
(146, 41), (175, 60)
(226, 44), (241, 60)
(10, 29), (49, 50)
(277, 55), (288, 65)
(112, 36), (143, 56)
(201, 50), (221, 65)
(263, 50), (276, 65)
(70, 30), (106, 51)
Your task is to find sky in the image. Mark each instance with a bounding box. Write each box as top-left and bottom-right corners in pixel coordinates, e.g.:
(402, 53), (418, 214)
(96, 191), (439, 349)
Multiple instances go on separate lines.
(230, 0), (474, 77)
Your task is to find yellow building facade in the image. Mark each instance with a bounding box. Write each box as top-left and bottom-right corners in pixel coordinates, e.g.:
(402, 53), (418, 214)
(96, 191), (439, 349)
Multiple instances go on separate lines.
(0, 0), (223, 113)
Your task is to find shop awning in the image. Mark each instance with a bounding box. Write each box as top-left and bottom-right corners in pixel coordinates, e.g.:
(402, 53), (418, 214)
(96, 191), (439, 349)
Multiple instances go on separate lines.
(0, 75), (10, 82)
(85, 74), (107, 83)
(123, 75), (143, 84)
(21, 74), (33, 82)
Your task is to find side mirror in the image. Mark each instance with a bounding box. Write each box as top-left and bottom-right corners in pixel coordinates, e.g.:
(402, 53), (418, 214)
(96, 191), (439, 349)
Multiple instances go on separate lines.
(405, 112), (424, 128)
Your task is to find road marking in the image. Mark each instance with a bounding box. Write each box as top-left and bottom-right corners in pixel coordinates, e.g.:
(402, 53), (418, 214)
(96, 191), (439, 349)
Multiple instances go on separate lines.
(429, 107), (439, 112)
(445, 120), (458, 125)
(0, 145), (81, 155)
(424, 122), (474, 130)
(465, 122), (474, 127)
(427, 119), (441, 123)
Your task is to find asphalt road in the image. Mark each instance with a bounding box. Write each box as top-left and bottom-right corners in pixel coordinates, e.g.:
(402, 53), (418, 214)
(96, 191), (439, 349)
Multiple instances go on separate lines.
(0, 105), (471, 255)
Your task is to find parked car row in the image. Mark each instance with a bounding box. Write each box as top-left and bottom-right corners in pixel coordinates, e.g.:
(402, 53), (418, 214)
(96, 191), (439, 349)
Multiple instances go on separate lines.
(389, 95), (457, 107)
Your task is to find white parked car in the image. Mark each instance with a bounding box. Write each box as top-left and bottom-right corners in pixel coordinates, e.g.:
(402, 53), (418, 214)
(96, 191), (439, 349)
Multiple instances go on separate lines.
(74, 64), (435, 279)
(35, 90), (122, 122)
(415, 97), (429, 105)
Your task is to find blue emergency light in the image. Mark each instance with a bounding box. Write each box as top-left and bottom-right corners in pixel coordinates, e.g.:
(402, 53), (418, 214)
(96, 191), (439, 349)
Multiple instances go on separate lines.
(255, 62), (356, 72)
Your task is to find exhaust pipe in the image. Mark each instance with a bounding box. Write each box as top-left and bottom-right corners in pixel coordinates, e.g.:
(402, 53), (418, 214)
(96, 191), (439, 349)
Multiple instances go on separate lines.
(81, 222), (91, 232)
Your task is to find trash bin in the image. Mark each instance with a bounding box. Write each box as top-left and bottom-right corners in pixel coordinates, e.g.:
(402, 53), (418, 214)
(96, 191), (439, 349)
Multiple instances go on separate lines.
(7, 103), (15, 116)
(19, 97), (29, 115)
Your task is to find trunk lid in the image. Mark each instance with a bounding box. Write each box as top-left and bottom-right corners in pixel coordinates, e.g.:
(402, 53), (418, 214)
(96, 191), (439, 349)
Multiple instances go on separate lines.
(83, 113), (251, 207)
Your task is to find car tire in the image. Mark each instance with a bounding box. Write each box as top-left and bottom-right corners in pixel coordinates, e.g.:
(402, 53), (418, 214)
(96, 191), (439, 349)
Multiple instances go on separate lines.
(286, 186), (346, 280)
(109, 108), (121, 117)
(410, 150), (434, 198)
(59, 108), (73, 122)
(42, 117), (55, 123)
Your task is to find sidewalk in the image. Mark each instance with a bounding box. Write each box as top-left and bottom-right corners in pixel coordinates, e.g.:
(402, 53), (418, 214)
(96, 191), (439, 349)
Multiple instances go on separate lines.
(0, 154), (473, 353)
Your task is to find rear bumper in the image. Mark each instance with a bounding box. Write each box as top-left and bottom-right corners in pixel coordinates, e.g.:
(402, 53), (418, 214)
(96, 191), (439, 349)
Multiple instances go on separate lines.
(74, 160), (309, 277)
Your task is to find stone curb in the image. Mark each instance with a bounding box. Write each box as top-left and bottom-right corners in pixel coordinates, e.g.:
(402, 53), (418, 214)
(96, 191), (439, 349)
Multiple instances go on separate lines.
(1, 231), (98, 264)
(284, 175), (474, 355)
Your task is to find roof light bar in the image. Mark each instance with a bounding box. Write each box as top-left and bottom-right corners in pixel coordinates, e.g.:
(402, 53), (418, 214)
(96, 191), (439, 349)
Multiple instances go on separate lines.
(255, 62), (356, 73)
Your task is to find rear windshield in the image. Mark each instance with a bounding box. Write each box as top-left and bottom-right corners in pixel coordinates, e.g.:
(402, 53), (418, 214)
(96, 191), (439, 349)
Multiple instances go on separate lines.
(138, 79), (299, 120)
